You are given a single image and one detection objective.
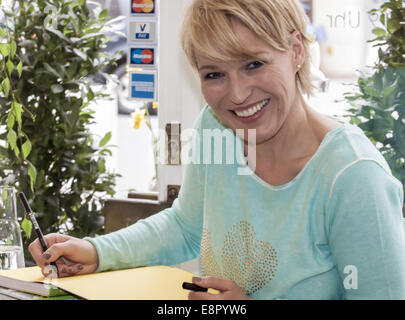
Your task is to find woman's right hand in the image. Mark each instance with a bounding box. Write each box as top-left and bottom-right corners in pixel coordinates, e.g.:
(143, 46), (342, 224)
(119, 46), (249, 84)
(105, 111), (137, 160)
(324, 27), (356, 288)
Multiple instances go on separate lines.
(28, 233), (99, 278)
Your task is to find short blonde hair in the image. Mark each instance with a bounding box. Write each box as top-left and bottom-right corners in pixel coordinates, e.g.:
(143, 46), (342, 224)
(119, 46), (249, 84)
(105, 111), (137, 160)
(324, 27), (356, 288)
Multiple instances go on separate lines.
(181, 0), (315, 96)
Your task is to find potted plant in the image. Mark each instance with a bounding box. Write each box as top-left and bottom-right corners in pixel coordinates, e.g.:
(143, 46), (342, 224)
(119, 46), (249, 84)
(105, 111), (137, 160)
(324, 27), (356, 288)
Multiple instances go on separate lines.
(0, 0), (122, 261)
(344, 0), (405, 216)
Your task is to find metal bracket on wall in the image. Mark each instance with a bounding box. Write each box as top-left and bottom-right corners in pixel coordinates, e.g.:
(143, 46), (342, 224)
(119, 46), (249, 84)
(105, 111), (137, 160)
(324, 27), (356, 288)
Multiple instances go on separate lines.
(167, 185), (181, 206)
(166, 122), (181, 165)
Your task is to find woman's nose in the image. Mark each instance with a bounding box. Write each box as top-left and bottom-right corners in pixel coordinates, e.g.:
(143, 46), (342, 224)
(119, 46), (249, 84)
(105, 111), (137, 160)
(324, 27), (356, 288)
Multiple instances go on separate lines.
(228, 75), (252, 105)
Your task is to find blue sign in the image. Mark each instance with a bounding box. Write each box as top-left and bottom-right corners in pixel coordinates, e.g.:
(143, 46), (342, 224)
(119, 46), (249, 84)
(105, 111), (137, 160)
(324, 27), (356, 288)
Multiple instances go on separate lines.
(130, 72), (156, 100)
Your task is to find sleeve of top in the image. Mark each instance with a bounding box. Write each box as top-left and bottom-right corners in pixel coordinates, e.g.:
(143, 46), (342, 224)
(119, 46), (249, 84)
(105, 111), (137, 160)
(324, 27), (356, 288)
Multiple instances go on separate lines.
(84, 117), (206, 272)
(326, 159), (405, 299)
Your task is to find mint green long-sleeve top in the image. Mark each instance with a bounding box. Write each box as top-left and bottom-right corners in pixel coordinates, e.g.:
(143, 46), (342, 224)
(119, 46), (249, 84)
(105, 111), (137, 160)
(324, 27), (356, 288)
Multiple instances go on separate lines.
(86, 106), (405, 299)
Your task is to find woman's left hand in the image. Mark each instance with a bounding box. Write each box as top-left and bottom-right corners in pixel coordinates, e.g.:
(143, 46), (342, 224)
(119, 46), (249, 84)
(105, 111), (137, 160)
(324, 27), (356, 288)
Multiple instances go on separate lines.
(188, 276), (253, 300)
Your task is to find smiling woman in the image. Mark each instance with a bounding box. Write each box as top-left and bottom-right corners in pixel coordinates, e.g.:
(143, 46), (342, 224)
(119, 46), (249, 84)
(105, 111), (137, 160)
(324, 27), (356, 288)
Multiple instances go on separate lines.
(182, 1), (341, 184)
(181, 0), (314, 97)
(182, 0), (313, 94)
(28, 0), (405, 300)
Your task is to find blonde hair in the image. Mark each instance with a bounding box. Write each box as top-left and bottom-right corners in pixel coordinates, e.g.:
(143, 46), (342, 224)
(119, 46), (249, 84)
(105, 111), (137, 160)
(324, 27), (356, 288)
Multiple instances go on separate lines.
(181, 0), (315, 96)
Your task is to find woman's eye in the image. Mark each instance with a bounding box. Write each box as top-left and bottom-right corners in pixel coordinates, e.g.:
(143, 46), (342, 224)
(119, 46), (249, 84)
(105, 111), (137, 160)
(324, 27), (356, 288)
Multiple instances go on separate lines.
(205, 72), (223, 80)
(246, 61), (264, 70)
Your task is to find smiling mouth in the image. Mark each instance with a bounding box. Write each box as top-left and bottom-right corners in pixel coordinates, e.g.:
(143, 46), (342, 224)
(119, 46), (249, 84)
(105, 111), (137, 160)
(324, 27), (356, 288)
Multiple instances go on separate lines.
(231, 99), (270, 118)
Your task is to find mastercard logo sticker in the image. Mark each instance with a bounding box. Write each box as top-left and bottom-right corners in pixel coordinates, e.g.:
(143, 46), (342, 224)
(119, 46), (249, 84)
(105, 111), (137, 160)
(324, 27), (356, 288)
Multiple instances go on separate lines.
(130, 48), (155, 66)
(131, 0), (155, 14)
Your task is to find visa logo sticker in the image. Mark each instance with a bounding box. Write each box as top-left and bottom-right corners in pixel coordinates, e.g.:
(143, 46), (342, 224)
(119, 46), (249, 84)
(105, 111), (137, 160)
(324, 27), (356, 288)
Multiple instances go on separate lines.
(129, 21), (156, 43)
(136, 23), (150, 39)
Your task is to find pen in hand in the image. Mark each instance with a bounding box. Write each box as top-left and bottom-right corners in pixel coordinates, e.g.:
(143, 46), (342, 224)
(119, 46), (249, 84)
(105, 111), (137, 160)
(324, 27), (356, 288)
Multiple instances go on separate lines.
(182, 282), (208, 292)
(18, 192), (59, 278)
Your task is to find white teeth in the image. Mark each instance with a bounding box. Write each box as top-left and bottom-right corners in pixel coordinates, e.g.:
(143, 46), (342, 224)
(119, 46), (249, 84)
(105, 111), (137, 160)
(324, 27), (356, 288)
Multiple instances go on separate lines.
(234, 99), (269, 118)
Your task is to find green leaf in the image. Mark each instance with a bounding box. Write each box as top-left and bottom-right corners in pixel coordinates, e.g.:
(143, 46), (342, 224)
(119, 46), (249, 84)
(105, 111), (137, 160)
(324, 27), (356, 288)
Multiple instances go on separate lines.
(87, 88), (95, 101)
(10, 41), (16, 59)
(387, 18), (400, 34)
(21, 215), (32, 239)
(80, 32), (105, 41)
(99, 148), (112, 156)
(0, 43), (10, 57)
(99, 8), (109, 20)
(1, 77), (10, 96)
(46, 27), (70, 42)
(43, 63), (60, 78)
(372, 27), (387, 37)
(22, 139), (32, 159)
(382, 78), (398, 107)
(27, 162), (37, 192)
(6, 128), (17, 150)
(6, 59), (13, 75)
(12, 101), (23, 126)
(97, 159), (106, 173)
(99, 131), (112, 147)
(17, 61), (23, 78)
(7, 112), (15, 129)
(73, 48), (87, 61)
(6, 128), (19, 158)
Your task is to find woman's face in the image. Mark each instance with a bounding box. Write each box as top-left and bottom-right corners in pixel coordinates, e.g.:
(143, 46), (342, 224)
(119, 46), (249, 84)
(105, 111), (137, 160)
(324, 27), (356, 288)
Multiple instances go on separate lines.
(195, 21), (303, 145)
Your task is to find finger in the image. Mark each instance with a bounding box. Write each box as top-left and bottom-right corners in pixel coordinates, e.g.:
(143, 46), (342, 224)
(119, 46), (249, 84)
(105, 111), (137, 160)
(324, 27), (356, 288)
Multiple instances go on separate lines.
(42, 233), (72, 247)
(193, 276), (235, 292)
(28, 238), (46, 268)
(41, 241), (75, 264)
(55, 262), (85, 278)
(56, 256), (75, 266)
(28, 234), (70, 266)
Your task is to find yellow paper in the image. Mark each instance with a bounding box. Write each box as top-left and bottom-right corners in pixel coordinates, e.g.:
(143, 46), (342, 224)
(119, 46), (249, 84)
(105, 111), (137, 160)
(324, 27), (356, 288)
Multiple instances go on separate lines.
(0, 266), (216, 300)
(0, 266), (43, 282)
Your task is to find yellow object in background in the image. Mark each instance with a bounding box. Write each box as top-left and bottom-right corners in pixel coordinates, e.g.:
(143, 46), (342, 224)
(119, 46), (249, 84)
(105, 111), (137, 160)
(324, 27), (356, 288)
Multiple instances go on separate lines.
(131, 108), (146, 129)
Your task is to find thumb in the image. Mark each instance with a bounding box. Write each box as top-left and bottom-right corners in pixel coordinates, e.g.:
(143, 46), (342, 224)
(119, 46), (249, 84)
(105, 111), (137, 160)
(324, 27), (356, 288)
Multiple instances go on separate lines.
(193, 276), (234, 292)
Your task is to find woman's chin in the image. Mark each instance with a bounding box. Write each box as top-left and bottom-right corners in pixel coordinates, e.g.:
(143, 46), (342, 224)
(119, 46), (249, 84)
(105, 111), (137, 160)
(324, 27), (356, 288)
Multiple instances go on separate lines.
(234, 128), (277, 146)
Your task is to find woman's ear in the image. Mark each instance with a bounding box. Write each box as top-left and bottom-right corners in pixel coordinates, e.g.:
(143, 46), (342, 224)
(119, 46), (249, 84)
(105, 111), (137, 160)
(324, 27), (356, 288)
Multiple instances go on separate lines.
(289, 30), (305, 70)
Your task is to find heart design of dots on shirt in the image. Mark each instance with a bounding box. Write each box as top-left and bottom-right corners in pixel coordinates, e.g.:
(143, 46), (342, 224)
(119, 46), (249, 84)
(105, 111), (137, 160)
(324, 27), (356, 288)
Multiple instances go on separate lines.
(201, 220), (278, 296)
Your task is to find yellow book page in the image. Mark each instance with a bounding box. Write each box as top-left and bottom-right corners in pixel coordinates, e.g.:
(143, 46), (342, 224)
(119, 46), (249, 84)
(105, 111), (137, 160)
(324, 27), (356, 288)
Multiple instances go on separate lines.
(0, 266), (43, 282)
(0, 266), (216, 300)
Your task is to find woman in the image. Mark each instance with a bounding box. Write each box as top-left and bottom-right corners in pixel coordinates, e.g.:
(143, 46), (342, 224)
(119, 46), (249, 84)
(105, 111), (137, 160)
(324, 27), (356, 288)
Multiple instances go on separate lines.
(29, 0), (405, 299)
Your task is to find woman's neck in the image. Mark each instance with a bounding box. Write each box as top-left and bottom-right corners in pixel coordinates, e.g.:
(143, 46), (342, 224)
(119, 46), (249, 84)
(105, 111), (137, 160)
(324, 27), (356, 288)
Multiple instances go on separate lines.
(245, 94), (341, 185)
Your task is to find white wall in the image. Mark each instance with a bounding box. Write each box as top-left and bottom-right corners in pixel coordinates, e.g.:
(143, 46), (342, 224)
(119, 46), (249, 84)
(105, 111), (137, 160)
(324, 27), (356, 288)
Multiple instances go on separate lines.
(88, 84), (119, 175)
(157, 0), (205, 202)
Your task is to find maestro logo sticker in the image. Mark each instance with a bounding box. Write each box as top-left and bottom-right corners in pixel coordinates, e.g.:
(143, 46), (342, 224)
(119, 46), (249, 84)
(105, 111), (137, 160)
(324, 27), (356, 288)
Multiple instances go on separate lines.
(130, 48), (155, 66)
(131, 0), (155, 14)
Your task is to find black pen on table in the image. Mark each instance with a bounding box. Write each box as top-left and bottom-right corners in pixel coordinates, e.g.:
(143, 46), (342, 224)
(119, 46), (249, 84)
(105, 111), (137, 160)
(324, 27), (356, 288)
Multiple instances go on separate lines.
(18, 192), (59, 278)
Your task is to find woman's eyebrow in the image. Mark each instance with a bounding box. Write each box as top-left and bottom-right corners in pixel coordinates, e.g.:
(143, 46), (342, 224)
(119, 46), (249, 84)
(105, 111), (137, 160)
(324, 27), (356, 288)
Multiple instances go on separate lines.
(197, 52), (272, 72)
(197, 65), (218, 72)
